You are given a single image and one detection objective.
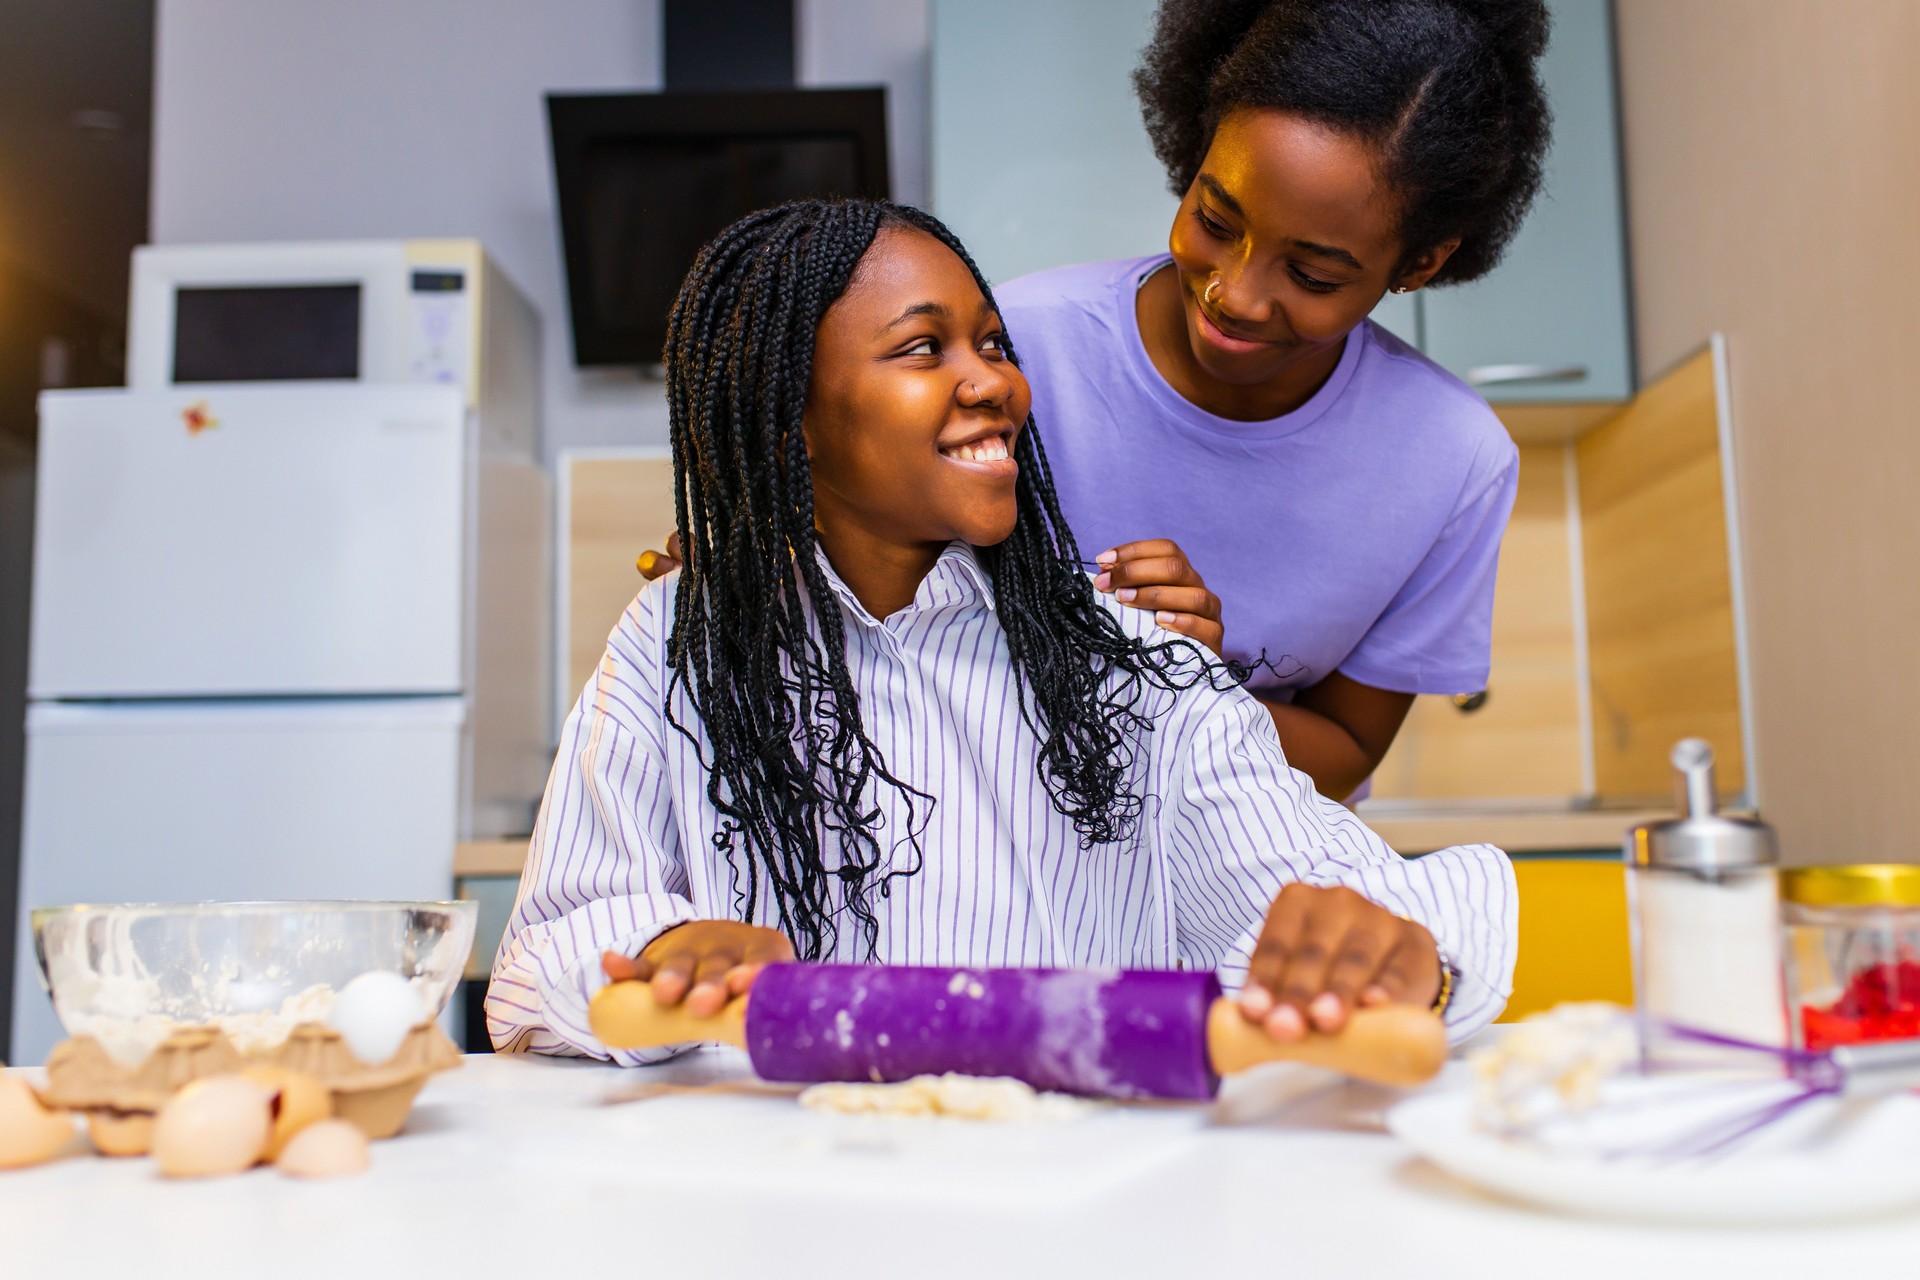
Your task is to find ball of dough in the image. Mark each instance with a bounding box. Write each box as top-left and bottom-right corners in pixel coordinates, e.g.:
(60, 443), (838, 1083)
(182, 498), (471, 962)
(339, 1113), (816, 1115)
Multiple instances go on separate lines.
(0, 1074), (77, 1168)
(276, 1119), (370, 1178)
(152, 1075), (271, 1178)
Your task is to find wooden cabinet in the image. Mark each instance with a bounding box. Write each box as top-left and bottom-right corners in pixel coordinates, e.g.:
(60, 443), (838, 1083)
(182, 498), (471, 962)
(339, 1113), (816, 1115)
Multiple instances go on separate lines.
(1366, 339), (1755, 819)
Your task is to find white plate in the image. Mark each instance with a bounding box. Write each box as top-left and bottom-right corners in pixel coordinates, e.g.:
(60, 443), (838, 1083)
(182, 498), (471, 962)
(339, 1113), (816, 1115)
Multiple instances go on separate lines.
(1388, 1075), (1920, 1224)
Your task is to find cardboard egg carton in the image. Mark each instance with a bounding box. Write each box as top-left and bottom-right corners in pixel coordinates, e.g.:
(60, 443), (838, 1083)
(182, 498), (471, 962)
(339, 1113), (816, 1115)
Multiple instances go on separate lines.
(41, 1021), (461, 1140)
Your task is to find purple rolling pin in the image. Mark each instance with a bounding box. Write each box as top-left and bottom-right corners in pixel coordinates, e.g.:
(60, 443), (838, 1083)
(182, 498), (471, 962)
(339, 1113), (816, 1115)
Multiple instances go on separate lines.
(743, 963), (1222, 1100)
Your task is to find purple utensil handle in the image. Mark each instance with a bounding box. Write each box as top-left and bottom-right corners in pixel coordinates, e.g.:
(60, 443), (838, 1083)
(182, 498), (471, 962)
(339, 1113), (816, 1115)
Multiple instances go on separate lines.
(743, 963), (1222, 1100)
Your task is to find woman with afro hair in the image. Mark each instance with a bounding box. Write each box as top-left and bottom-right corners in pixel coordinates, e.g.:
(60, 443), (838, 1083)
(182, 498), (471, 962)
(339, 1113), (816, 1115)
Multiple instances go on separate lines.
(993, 0), (1554, 803)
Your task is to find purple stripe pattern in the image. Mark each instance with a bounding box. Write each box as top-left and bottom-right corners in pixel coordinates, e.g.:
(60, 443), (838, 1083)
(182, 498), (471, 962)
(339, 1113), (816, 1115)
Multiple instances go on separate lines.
(487, 544), (1517, 1063)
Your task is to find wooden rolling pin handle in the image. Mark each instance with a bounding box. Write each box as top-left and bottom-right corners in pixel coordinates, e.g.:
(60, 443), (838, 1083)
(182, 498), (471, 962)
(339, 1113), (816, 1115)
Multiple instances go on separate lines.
(588, 979), (750, 1051)
(1205, 999), (1449, 1088)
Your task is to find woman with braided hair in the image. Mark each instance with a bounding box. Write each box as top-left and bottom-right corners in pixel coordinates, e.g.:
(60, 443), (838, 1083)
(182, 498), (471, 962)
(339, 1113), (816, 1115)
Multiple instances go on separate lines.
(488, 198), (1516, 1062)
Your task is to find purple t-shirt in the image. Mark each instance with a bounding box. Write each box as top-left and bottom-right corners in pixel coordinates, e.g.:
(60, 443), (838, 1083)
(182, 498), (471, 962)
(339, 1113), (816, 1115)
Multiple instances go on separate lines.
(996, 255), (1519, 699)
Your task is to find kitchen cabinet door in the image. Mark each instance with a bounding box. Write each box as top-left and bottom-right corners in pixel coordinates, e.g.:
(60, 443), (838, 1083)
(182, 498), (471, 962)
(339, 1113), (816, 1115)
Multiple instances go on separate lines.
(1419, 0), (1634, 403)
(930, 0), (1175, 285)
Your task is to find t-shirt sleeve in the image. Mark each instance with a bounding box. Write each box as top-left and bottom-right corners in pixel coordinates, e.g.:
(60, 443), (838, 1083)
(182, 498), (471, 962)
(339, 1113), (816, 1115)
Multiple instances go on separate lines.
(1338, 438), (1520, 696)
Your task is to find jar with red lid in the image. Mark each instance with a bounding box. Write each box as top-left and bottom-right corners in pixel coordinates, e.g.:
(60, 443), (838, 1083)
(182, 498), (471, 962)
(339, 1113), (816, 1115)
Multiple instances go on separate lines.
(1782, 865), (1920, 1051)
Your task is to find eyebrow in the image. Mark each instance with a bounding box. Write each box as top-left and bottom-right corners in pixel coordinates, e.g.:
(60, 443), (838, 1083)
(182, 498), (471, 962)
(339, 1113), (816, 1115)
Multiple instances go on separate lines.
(1196, 173), (1367, 274)
(879, 297), (998, 333)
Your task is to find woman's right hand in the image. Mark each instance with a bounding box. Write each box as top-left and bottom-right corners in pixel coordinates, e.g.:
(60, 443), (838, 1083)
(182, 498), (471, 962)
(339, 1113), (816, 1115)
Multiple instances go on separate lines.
(636, 531), (683, 581)
(1092, 538), (1224, 655)
(600, 920), (794, 1016)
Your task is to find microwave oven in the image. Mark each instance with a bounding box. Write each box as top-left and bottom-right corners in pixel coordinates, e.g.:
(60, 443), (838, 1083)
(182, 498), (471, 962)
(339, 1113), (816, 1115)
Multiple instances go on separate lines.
(128, 238), (539, 447)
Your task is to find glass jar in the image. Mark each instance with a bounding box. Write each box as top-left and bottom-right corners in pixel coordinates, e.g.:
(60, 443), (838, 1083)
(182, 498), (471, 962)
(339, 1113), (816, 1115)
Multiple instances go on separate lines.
(1782, 865), (1920, 1051)
(1627, 739), (1785, 1063)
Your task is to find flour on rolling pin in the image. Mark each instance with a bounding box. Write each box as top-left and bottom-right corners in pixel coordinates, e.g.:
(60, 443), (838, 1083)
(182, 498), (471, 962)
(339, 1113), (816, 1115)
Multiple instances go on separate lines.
(799, 1073), (1095, 1122)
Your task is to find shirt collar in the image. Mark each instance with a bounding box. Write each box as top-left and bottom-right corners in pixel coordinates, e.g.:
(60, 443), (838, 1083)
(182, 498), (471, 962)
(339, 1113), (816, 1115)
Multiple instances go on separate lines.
(809, 541), (996, 629)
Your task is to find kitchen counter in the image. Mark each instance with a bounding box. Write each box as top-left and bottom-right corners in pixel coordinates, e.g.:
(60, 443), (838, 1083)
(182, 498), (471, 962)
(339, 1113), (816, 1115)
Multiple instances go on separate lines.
(453, 805), (1657, 881)
(4, 1051), (1913, 1276)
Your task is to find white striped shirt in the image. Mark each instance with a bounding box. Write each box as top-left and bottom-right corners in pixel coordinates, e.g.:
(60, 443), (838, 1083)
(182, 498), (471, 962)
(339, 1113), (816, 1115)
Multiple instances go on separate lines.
(488, 543), (1516, 1062)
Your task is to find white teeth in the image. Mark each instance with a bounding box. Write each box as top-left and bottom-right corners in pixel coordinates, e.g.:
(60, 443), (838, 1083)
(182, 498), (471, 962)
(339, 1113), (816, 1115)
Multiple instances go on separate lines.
(946, 435), (1009, 463)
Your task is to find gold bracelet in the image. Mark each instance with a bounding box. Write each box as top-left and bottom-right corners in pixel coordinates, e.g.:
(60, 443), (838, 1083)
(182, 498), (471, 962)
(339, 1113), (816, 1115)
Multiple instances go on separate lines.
(1430, 947), (1456, 1016)
(1395, 913), (1455, 1015)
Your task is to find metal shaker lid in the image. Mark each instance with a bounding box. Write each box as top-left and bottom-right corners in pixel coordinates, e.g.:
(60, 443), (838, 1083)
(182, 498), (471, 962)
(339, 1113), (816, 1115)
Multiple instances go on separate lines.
(1626, 738), (1777, 872)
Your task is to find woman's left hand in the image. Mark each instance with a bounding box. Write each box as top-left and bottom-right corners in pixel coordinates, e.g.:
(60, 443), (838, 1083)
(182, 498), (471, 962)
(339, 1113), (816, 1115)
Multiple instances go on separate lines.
(1092, 538), (1223, 656)
(1237, 883), (1443, 1040)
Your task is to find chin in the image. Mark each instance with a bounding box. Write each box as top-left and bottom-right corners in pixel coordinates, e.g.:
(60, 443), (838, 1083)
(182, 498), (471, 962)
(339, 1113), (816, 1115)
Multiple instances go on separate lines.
(959, 511), (1020, 549)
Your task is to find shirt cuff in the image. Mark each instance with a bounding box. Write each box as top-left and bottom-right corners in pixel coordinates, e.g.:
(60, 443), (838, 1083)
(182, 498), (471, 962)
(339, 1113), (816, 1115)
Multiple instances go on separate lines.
(534, 909), (699, 1065)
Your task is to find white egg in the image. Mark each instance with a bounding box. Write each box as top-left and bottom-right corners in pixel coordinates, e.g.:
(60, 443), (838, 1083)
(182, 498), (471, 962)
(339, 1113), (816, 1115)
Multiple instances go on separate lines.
(326, 971), (425, 1065)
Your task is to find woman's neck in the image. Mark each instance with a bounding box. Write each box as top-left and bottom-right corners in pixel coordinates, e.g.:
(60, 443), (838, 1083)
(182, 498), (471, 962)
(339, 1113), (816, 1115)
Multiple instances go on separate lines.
(813, 520), (946, 620)
(1135, 265), (1346, 422)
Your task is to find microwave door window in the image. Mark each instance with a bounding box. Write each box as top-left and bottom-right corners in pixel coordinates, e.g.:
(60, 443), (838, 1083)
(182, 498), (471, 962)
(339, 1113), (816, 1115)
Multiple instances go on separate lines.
(172, 284), (362, 382)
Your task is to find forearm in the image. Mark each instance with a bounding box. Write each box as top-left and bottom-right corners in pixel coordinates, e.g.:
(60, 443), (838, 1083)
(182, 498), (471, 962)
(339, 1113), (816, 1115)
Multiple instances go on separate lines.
(1258, 697), (1376, 802)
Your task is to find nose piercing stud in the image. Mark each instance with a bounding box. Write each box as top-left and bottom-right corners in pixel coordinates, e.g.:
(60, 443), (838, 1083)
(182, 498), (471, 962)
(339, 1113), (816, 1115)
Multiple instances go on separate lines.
(1204, 278), (1222, 305)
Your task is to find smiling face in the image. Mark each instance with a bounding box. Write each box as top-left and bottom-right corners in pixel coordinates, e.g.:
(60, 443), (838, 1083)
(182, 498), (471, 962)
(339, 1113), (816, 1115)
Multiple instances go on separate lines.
(1162, 108), (1454, 397)
(804, 225), (1031, 568)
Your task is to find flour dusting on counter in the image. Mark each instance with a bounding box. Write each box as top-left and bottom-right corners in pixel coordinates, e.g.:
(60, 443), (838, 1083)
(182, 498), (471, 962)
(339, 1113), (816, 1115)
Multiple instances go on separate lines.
(799, 1074), (1095, 1122)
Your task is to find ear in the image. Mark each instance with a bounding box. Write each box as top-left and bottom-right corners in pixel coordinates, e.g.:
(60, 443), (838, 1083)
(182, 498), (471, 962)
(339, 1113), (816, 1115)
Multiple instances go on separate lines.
(1390, 239), (1461, 293)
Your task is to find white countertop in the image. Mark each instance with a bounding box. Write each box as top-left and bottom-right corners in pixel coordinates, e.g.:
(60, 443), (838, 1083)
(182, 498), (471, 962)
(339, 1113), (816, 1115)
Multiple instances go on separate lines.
(5, 1050), (1914, 1277)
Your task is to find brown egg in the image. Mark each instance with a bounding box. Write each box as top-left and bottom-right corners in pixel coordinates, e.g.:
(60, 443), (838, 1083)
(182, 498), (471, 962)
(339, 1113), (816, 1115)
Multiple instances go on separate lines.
(152, 1075), (271, 1178)
(88, 1110), (155, 1157)
(240, 1066), (332, 1159)
(0, 1074), (77, 1169)
(275, 1118), (370, 1178)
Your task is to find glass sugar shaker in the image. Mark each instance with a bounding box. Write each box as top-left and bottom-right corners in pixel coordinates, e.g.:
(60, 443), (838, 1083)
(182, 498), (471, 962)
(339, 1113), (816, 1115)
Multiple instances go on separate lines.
(1625, 738), (1786, 1064)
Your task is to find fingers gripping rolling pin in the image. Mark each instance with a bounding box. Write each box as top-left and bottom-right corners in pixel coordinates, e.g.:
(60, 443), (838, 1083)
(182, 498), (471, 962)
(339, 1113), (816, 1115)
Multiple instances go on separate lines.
(589, 964), (1448, 1097)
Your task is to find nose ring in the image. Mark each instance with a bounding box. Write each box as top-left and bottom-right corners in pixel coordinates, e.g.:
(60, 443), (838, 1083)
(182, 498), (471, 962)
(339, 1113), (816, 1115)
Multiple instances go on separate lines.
(1204, 277), (1222, 306)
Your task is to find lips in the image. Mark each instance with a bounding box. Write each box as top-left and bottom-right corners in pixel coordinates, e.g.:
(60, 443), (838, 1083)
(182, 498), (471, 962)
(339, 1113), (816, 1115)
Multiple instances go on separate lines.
(1194, 304), (1275, 356)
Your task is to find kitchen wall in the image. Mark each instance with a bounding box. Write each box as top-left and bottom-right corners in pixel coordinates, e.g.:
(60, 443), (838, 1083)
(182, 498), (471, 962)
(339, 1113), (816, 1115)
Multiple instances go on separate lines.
(150, 0), (929, 463)
(1613, 0), (1920, 863)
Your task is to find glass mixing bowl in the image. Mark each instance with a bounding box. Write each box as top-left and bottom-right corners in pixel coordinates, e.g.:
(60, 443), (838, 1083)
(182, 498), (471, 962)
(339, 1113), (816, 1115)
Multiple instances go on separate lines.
(32, 900), (478, 1064)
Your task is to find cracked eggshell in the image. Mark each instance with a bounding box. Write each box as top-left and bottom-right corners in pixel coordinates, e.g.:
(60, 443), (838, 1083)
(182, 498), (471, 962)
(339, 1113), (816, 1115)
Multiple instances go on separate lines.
(0, 1074), (78, 1169)
(326, 971), (425, 1065)
(152, 1075), (271, 1178)
(240, 1066), (331, 1159)
(276, 1118), (370, 1179)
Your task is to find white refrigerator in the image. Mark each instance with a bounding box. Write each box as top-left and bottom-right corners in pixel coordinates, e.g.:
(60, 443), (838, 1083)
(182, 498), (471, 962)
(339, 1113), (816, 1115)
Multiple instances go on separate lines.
(12, 382), (548, 1063)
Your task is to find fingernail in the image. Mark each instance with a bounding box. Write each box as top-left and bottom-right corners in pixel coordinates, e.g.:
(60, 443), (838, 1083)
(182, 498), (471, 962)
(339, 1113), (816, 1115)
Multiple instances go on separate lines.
(1093, 572), (1111, 591)
(1116, 588), (1137, 603)
(1155, 611), (1177, 626)
(1265, 1004), (1306, 1042)
(1240, 985), (1273, 1017)
(1360, 985), (1390, 1007)
(1309, 993), (1343, 1027)
(636, 551), (657, 573)
(1095, 549), (1117, 566)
